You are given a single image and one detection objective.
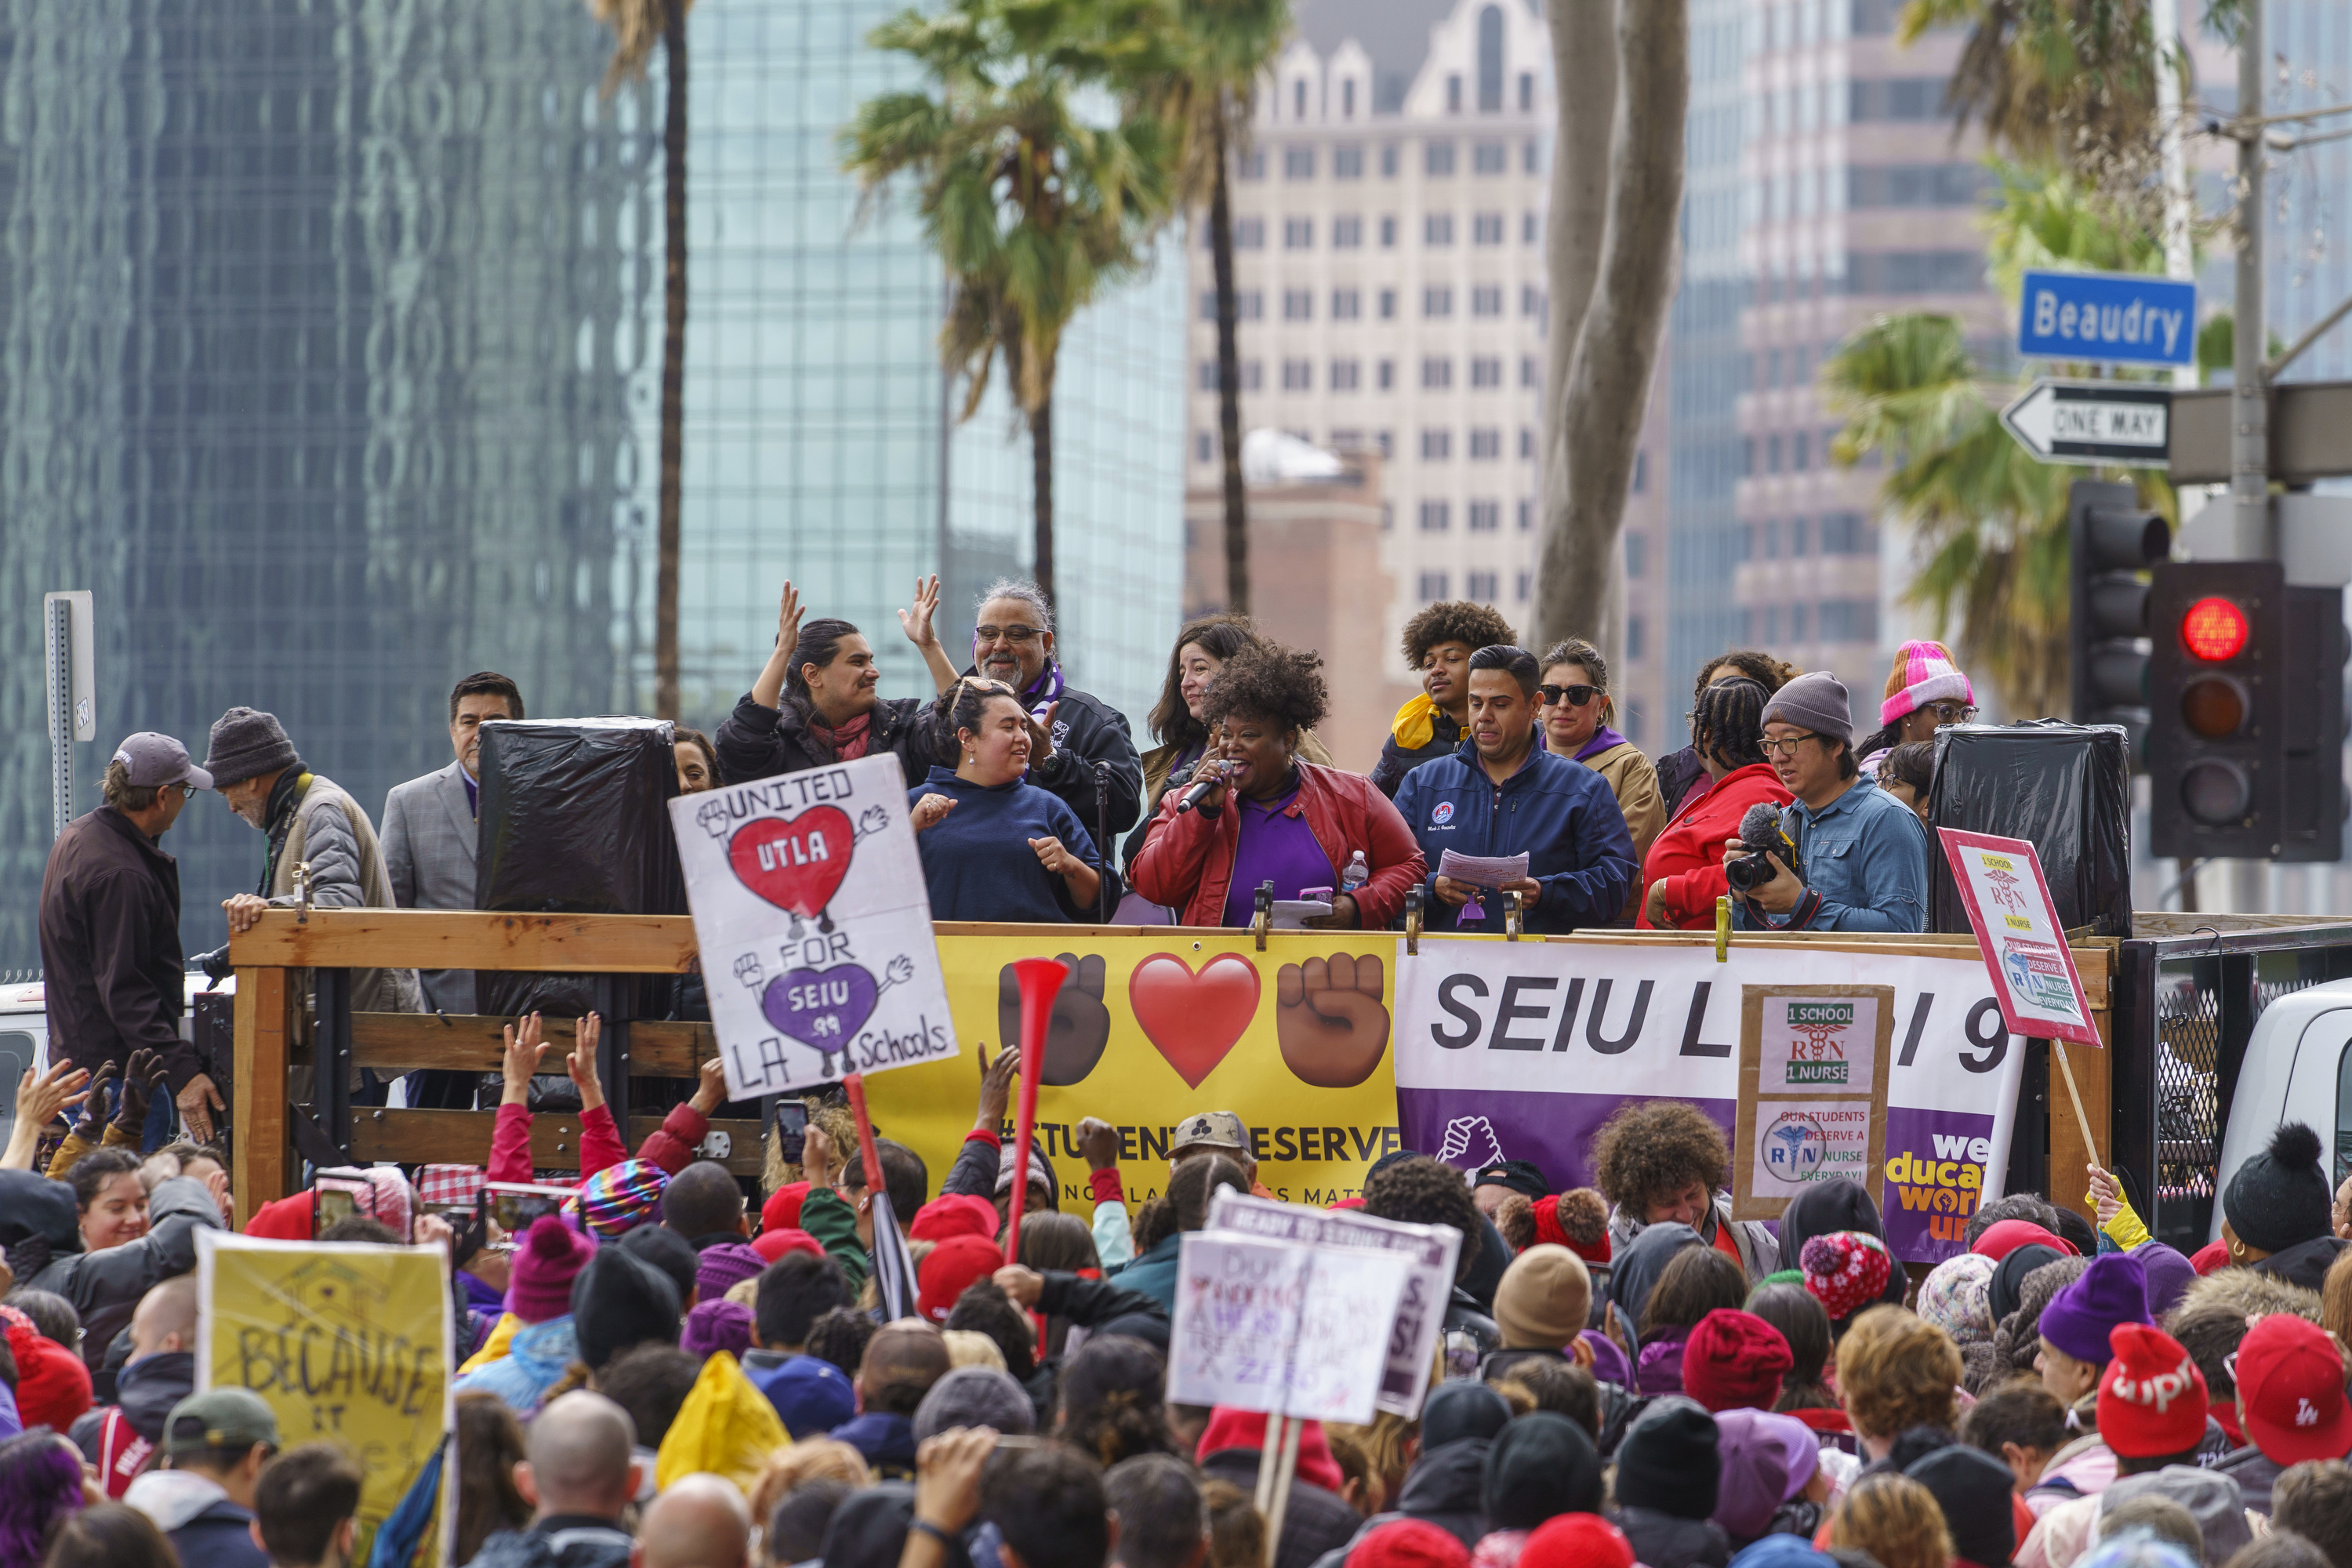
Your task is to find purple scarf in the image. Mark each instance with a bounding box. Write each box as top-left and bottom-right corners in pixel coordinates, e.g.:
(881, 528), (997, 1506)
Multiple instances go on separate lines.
(1573, 724), (1628, 764)
(1019, 660), (1066, 720)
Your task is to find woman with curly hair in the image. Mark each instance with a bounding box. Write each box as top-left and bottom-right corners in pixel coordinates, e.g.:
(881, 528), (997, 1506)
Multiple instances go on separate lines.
(1590, 1099), (1780, 1283)
(1637, 677), (1795, 928)
(1130, 643), (1425, 929)
(1127, 615), (1333, 869)
(909, 678), (1108, 921)
(1652, 648), (1802, 818)
(1370, 601), (1519, 798)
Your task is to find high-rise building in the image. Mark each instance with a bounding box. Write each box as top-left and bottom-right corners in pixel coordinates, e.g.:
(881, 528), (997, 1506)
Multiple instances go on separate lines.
(0, 2), (656, 969)
(1191, 0), (1672, 756)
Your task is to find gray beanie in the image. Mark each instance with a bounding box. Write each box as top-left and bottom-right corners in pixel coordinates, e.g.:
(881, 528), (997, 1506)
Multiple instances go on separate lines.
(201, 707), (299, 787)
(1759, 672), (1854, 746)
(913, 1366), (1036, 1441)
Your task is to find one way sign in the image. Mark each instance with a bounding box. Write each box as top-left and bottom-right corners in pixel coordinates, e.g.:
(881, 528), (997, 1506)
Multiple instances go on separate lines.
(1999, 379), (2172, 467)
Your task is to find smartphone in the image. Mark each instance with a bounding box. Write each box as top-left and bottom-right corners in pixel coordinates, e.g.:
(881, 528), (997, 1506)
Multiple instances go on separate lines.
(772, 1100), (808, 1166)
(314, 1188), (357, 1229)
(485, 1181), (577, 1233)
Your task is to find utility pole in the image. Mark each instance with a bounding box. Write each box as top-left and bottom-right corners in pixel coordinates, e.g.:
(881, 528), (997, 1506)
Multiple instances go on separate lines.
(2153, 0), (2197, 389)
(2230, 6), (2269, 913)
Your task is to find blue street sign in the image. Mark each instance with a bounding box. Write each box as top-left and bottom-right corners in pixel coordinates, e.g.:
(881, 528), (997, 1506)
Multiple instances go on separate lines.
(2016, 268), (2198, 368)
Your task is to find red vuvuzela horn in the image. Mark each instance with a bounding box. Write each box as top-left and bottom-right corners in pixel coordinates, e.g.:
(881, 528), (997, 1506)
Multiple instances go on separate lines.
(1002, 957), (1069, 1269)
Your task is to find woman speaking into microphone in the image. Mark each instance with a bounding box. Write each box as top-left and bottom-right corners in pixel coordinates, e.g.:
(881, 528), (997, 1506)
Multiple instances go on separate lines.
(1131, 643), (1424, 927)
(910, 678), (1108, 922)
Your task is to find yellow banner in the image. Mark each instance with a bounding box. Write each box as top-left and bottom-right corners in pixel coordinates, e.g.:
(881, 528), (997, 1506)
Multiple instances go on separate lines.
(196, 1232), (453, 1567)
(862, 928), (1406, 1207)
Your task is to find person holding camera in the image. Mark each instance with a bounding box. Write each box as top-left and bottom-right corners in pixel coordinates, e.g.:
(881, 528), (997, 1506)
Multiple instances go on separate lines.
(1722, 672), (1930, 933)
(1636, 677), (1793, 928)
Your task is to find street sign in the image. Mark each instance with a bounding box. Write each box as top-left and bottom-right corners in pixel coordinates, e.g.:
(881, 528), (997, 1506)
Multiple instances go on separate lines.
(2000, 379), (2172, 466)
(2016, 268), (2198, 368)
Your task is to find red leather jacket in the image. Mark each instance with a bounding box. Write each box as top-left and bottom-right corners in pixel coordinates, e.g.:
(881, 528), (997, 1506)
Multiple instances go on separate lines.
(1130, 762), (1427, 927)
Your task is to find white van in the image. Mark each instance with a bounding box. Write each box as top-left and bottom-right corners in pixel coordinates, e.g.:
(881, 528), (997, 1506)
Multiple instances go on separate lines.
(2208, 976), (2352, 1242)
(0, 973), (232, 1149)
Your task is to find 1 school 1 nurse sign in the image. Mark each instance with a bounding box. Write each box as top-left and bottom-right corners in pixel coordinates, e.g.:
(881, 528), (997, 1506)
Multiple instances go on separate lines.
(2017, 267), (2197, 368)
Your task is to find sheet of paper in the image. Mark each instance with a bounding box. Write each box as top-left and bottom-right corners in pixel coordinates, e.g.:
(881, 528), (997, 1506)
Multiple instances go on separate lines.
(1270, 899), (1334, 928)
(1436, 850), (1530, 890)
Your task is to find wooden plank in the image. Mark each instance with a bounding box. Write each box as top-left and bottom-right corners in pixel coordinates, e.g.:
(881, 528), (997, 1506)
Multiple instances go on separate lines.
(349, 1109), (764, 1177)
(228, 910), (700, 974)
(348, 1014), (713, 1077)
(2047, 1014), (2115, 1226)
(233, 967), (292, 1222)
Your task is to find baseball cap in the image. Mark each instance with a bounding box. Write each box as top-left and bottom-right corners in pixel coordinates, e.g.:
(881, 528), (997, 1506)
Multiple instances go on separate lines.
(111, 733), (212, 793)
(162, 1388), (280, 1457)
(1171, 1112), (1249, 1155)
(1471, 1160), (1550, 1200)
(2236, 1313), (2352, 1465)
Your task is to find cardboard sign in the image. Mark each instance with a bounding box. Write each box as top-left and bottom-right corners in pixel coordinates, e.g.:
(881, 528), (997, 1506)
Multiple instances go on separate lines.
(1207, 1189), (1461, 1417)
(1166, 1231), (1410, 1425)
(1732, 985), (1895, 1219)
(196, 1232), (454, 1566)
(670, 753), (960, 1098)
(1938, 829), (2101, 1048)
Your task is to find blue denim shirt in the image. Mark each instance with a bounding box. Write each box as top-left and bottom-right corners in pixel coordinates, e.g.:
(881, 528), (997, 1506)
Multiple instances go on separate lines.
(1733, 770), (1930, 933)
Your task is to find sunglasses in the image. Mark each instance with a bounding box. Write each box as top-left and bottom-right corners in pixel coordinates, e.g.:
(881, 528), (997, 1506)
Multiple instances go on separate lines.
(1539, 684), (1599, 707)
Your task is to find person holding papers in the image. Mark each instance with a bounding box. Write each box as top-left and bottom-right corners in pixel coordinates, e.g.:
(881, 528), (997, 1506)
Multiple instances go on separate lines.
(1395, 645), (1638, 934)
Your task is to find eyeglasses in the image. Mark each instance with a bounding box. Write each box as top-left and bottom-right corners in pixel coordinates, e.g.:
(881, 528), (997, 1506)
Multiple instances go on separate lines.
(169, 782), (198, 800)
(1539, 684), (1599, 707)
(1760, 732), (1821, 758)
(1922, 702), (1978, 724)
(975, 625), (1043, 645)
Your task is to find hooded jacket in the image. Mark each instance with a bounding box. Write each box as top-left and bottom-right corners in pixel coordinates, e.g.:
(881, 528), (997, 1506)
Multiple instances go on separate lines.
(126, 1471), (267, 1568)
(1372, 706), (1465, 799)
(1607, 1194), (1780, 1290)
(1613, 1507), (1733, 1568)
(1198, 1441), (1361, 1568)
(715, 691), (937, 788)
(450, 1315), (579, 1420)
(38, 805), (201, 1091)
(466, 1515), (637, 1568)
(29, 1176), (225, 1366)
(1394, 740), (1638, 933)
(1305, 1438), (1493, 1568)
(71, 1349), (193, 1494)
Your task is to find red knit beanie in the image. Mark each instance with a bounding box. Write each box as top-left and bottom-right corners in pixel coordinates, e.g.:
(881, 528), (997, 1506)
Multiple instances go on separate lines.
(918, 1234), (1005, 1323)
(1530, 1189), (1611, 1266)
(1344, 1519), (1470, 1568)
(910, 1194), (1000, 1244)
(752, 1227), (824, 1265)
(761, 1181), (810, 1234)
(8, 1321), (92, 1433)
(1800, 1231), (1891, 1321)
(1517, 1514), (1635, 1568)
(2098, 1322), (2209, 1457)
(1681, 1308), (1796, 1413)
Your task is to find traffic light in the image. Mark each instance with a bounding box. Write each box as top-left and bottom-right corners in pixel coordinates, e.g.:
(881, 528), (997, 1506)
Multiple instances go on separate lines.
(2067, 480), (2170, 750)
(2147, 559), (2285, 858)
(2279, 585), (2348, 862)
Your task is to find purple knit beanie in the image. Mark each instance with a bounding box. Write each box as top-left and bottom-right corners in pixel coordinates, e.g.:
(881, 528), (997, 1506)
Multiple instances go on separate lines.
(2035, 1251), (2150, 1366)
(695, 1241), (769, 1302)
(681, 1299), (754, 1361)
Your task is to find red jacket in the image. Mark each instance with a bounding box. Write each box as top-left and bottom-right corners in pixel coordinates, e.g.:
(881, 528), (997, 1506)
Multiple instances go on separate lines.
(1635, 762), (1794, 929)
(1130, 763), (1427, 928)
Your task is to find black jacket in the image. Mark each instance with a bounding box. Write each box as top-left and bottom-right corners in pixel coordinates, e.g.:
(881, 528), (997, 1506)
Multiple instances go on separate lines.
(1199, 1446), (1361, 1568)
(31, 1177), (224, 1366)
(170, 1499), (268, 1568)
(1309, 1436), (1493, 1568)
(2252, 1234), (2350, 1294)
(72, 1348), (194, 1463)
(1614, 1506), (1732, 1568)
(1370, 710), (1464, 799)
(713, 691), (937, 789)
(913, 671), (1143, 844)
(1036, 1270), (1167, 1330)
(38, 806), (198, 1090)
(466, 1515), (637, 1568)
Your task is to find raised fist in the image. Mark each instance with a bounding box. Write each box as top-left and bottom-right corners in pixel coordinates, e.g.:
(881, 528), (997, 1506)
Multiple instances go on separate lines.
(996, 953), (1112, 1086)
(1276, 953), (1390, 1088)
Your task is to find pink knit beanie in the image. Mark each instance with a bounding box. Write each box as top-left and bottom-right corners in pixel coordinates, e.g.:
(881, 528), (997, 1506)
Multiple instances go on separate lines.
(506, 1215), (597, 1323)
(1880, 639), (1974, 725)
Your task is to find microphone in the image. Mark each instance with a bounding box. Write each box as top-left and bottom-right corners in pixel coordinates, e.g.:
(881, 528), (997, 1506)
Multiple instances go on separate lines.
(1726, 802), (1795, 894)
(1737, 802), (1783, 854)
(1174, 763), (1228, 815)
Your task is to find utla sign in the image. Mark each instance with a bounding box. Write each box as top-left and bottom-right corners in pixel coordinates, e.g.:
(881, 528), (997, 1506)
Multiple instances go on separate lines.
(2016, 268), (2197, 368)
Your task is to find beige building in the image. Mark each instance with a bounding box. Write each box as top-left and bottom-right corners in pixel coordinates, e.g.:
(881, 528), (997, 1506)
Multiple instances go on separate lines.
(1187, 0), (1673, 751)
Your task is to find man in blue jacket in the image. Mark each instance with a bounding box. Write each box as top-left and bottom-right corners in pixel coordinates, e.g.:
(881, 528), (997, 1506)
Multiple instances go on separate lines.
(1395, 645), (1636, 933)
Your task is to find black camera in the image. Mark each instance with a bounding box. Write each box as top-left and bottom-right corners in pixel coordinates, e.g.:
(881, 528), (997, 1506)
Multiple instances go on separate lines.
(1725, 851), (1777, 892)
(1726, 802), (1799, 897)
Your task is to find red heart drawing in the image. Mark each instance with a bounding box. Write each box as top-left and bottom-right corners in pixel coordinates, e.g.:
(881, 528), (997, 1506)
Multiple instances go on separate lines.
(1128, 953), (1261, 1089)
(728, 808), (855, 916)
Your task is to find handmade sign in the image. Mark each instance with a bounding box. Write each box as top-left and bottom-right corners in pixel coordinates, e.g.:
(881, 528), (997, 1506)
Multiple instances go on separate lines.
(195, 1231), (453, 1566)
(1166, 1231), (1410, 1425)
(1731, 986), (1896, 1219)
(671, 753), (959, 1098)
(1938, 829), (2102, 1048)
(1207, 1189), (1460, 1417)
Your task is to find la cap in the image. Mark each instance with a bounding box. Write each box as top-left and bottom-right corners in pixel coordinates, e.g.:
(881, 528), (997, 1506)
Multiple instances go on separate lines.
(2236, 1313), (2352, 1465)
(111, 733), (212, 793)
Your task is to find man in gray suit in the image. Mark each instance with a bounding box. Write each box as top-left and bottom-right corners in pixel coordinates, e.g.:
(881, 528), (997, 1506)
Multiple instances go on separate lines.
(382, 670), (525, 1108)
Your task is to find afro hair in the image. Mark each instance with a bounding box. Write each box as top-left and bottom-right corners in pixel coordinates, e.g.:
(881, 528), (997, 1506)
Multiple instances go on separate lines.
(1199, 642), (1330, 736)
(1588, 1101), (1730, 1214)
(1361, 1156), (1483, 1280)
(1401, 601), (1517, 671)
(1692, 649), (1801, 702)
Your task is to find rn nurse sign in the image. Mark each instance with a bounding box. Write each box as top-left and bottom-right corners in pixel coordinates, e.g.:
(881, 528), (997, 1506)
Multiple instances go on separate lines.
(2016, 268), (2197, 368)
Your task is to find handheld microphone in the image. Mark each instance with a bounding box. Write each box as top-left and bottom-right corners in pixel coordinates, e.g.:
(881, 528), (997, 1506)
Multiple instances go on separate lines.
(1174, 771), (1221, 814)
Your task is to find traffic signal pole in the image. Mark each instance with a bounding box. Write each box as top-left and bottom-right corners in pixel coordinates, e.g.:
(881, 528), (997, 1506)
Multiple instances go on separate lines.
(2232, 2), (2267, 559)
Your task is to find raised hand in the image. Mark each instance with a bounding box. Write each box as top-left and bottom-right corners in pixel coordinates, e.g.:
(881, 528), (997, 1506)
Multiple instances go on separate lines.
(116, 1048), (168, 1133)
(70, 1061), (118, 1142)
(500, 1013), (549, 1105)
(689, 1053), (728, 1116)
(896, 574), (942, 649)
(974, 1043), (1018, 1133)
(565, 1014), (604, 1112)
(775, 580), (804, 661)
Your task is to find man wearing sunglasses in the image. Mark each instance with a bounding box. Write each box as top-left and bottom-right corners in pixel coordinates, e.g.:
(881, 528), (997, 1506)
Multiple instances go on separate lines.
(38, 733), (214, 1138)
(1724, 673), (1929, 933)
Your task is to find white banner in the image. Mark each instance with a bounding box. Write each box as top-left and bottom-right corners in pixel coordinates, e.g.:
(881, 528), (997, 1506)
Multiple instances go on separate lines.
(670, 754), (959, 1098)
(1167, 1231), (1410, 1425)
(1390, 939), (2030, 1261)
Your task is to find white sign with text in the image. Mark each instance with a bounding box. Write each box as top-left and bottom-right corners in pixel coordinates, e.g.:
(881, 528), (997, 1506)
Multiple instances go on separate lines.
(1167, 1231), (1410, 1425)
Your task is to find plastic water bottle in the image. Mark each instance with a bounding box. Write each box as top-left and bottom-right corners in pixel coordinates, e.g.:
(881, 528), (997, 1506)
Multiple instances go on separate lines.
(1340, 851), (1370, 895)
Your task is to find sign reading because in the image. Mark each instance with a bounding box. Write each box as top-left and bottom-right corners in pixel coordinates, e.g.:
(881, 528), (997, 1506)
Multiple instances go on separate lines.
(670, 753), (960, 1098)
(1167, 1230), (1411, 1425)
(1939, 829), (2102, 1048)
(2016, 268), (2197, 368)
(1733, 985), (1895, 1219)
(1207, 1189), (1461, 1417)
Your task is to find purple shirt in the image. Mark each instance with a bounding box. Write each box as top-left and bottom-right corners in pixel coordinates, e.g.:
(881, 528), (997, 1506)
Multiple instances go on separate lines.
(1219, 779), (1335, 927)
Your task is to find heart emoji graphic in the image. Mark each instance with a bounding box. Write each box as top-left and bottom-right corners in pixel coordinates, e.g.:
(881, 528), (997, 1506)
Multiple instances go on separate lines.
(1127, 953), (1261, 1089)
(729, 808), (854, 916)
(760, 964), (880, 1050)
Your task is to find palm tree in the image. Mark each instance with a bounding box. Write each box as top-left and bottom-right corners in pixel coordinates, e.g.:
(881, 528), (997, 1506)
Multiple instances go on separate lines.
(847, 0), (1174, 604)
(1123, 0), (1290, 615)
(586, 0), (693, 720)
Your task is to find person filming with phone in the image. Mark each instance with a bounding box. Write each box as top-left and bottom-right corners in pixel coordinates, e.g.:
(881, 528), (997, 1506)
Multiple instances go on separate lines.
(1722, 672), (1929, 933)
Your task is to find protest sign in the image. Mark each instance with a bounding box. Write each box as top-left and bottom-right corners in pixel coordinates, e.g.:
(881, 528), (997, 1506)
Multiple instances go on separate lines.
(1391, 938), (2032, 1262)
(196, 1230), (453, 1566)
(1206, 1189), (1459, 1416)
(670, 753), (959, 1098)
(1732, 986), (1894, 1219)
(1167, 1231), (1410, 1425)
(1939, 829), (2102, 1048)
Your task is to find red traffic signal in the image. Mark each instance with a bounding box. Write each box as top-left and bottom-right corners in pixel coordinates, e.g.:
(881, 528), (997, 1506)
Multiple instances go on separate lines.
(2180, 597), (2252, 662)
